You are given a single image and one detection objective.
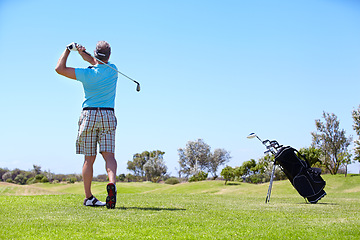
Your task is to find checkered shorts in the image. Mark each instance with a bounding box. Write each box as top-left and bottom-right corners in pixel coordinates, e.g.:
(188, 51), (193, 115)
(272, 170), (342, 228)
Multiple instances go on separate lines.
(76, 109), (117, 156)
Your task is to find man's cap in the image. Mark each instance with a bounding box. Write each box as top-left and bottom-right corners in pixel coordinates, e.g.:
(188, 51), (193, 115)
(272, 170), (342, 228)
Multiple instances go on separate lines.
(94, 41), (111, 60)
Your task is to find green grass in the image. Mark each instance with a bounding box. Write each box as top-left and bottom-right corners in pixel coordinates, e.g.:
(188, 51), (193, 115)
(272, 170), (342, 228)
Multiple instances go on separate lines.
(0, 175), (359, 239)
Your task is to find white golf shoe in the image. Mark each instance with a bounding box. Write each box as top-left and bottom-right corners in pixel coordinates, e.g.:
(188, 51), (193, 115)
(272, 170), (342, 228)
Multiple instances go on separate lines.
(83, 195), (106, 207)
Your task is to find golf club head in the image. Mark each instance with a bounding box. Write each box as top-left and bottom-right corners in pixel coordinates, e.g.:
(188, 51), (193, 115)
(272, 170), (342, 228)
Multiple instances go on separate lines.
(270, 140), (279, 147)
(247, 133), (257, 139)
(136, 84), (141, 92)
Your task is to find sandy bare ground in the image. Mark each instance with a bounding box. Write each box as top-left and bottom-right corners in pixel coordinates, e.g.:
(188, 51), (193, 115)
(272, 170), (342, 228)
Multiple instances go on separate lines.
(0, 182), (63, 195)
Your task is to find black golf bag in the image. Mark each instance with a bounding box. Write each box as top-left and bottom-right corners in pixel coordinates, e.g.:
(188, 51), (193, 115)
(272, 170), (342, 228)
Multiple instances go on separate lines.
(247, 133), (326, 203)
(274, 146), (326, 203)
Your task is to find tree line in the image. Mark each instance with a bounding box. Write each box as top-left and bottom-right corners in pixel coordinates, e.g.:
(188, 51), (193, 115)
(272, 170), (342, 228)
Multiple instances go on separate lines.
(2, 109), (360, 186)
(0, 165), (83, 185)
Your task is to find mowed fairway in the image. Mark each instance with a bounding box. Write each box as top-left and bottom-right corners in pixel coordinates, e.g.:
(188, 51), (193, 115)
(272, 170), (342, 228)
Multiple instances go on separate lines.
(0, 175), (359, 239)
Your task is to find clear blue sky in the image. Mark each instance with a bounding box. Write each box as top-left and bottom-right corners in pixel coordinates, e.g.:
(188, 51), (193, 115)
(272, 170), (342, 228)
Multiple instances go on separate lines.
(1, 0), (359, 176)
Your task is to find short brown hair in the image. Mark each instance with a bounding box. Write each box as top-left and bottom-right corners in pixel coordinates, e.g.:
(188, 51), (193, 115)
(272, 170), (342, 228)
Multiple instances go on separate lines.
(94, 41), (111, 62)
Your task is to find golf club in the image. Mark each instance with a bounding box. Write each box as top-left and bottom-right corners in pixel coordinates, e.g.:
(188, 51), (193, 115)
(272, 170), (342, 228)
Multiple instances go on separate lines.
(247, 133), (282, 155)
(68, 43), (141, 92)
(247, 132), (280, 203)
(247, 132), (262, 141)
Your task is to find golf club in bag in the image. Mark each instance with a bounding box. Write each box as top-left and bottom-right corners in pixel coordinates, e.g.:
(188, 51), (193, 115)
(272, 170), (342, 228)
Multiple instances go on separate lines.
(67, 42), (140, 92)
(247, 133), (326, 204)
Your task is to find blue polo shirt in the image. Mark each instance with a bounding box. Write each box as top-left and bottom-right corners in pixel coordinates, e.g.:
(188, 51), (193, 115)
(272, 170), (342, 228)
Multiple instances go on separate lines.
(75, 63), (118, 108)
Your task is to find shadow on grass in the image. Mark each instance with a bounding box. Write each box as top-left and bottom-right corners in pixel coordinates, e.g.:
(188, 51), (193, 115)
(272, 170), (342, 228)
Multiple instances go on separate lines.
(296, 202), (338, 205)
(226, 182), (242, 186)
(349, 174), (360, 177)
(315, 202), (338, 205)
(118, 206), (186, 211)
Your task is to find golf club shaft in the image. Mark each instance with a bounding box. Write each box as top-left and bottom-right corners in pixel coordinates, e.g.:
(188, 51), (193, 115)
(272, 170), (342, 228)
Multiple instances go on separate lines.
(83, 51), (140, 86)
(265, 164), (276, 203)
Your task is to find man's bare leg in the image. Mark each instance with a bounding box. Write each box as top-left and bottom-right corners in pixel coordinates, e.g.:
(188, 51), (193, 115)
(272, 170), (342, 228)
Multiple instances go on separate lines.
(101, 152), (117, 183)
(82, 155), (96, 198)
(102, 152), (117, 209)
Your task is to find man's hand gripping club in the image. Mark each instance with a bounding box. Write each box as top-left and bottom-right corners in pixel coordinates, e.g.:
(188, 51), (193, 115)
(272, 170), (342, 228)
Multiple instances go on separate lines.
(67, 42), (96, 65)
(56, 42), (95, 79)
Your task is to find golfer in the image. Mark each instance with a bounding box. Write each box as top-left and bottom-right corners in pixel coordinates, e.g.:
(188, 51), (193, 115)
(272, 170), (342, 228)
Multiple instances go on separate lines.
(55, 41), (117, 208)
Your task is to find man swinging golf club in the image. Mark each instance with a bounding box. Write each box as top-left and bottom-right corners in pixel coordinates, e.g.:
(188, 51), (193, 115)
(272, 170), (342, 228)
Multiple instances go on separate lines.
(55, 41), (117, 208)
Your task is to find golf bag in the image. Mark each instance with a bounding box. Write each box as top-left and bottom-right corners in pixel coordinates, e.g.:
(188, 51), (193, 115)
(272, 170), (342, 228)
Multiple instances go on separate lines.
(247, 133), (326, 203)
(274, 146), (326, 203)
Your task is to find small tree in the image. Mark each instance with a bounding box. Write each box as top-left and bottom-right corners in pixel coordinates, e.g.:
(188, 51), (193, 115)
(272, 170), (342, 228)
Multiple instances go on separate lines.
(32, 165), (42, 175)
(128, 150), (167, 181)
(338, 152), (352, 177)
(220, 166), (234, 185)
(237, 159), (266, 183)
(2, 172), (12, 182)
(178, 139), (231, 180)
(311, 112), (352, 175)
(43, 169), (53, 182)
(143, 150), (167, 182)
(178, 139), (211, 178)
(127, 152), (148, 178)
(208, 148), (231, 179)
(352, 106), (360, 163)
(240, 159), (257, 177)
(0, 168), (8, 181)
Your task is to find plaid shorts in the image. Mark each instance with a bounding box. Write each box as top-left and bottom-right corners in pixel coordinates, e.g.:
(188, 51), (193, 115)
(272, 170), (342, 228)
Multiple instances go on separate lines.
(76, 109), (117, 156)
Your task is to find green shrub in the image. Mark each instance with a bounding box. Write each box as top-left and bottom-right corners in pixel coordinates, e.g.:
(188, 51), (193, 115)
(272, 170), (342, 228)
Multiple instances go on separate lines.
(66, 177), (77, 184)
(14, 174), (27, 185)
(35, 174), (45, 181)
(189, 171), (208, 182)
(165, 177), (180, 185)
(118, 174), (126, 182)
(5, 178), (13, 183)
(247, 175), (263, 184)
(26, 177), (35, 184)
(40, 176), (49, 183)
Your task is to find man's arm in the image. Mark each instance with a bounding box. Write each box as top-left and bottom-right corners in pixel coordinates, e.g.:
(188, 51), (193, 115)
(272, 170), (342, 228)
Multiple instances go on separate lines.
(77, 45), (97, 65)
(55, 48), (76, 79)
